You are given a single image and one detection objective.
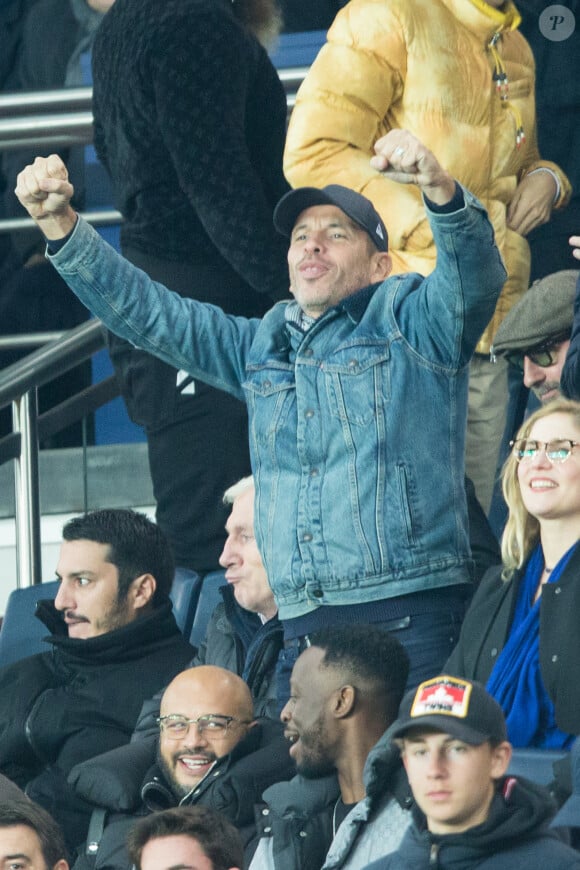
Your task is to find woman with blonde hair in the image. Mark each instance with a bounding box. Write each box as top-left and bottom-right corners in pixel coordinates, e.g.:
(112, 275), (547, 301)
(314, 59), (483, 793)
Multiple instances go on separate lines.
(446, 396), (580, 748)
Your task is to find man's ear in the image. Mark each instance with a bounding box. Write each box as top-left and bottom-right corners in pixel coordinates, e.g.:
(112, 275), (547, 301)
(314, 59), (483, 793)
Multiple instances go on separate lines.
(490, 741), (512, 779)
(370, 251), (392, 282)
(333, 684), (356, 719)
(129, 573), (157, 610)
(53, 860), (69, 870)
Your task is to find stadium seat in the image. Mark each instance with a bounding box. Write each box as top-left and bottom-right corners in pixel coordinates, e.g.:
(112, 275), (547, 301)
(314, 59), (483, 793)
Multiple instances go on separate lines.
(0, 580), (59, 667)
(508, 747), (568, 786)
(269, 30), (326, 68)
(170, 567), (202, 637)
(190, 569), (226, 648)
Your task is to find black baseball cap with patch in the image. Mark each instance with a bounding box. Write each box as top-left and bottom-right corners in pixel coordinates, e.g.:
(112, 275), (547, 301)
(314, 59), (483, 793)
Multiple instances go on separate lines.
(390, 676), (508, 745)
(274, 184), (389, 252)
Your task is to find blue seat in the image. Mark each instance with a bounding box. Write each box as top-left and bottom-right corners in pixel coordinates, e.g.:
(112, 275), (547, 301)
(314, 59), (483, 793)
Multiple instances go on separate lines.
(508, 747), (568, 786)
(0, 580), (60, 667)
(269, 29), (326, 68)
(190, 570), (227, 648)
(170, 567), (202, 637)
(0, 569), (201, 667)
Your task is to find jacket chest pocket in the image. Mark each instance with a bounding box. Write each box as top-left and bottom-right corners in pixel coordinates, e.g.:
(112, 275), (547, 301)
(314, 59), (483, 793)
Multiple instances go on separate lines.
(244, 368), (296, 444)
(323, 347), (391, 427)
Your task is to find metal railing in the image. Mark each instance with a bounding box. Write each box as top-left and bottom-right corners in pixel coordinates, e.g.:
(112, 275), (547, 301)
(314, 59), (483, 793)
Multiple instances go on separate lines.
(0, 66), (307, 236)
(0, 320), (119, 586)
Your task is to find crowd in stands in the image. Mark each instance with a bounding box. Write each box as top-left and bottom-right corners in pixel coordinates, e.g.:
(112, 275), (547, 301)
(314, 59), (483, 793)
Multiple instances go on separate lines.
(1, 0), (580, 867)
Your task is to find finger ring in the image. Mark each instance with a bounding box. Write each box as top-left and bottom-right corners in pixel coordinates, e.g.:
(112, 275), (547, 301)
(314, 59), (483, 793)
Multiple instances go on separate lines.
(394, 147), (405, 156)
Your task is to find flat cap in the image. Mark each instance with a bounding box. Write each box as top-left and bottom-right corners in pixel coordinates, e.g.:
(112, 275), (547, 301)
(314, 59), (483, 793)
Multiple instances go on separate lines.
(492, 270), (579, 355)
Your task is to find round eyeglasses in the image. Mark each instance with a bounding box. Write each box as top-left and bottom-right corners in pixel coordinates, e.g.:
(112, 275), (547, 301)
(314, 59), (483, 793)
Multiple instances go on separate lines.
(510, 438), (580, 465)
(156, 714), (251, 740)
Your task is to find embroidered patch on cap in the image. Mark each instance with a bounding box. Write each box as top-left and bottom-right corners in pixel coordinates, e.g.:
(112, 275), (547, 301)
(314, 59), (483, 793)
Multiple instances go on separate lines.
(410, 677), (473, 720)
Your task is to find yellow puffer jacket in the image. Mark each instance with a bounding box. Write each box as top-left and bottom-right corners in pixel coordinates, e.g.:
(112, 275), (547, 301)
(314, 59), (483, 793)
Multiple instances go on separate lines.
(284, 0), (571, 352)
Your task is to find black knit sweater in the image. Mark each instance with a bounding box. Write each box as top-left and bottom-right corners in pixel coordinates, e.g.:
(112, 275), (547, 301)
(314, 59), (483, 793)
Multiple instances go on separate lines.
(91, 0), (290, 306)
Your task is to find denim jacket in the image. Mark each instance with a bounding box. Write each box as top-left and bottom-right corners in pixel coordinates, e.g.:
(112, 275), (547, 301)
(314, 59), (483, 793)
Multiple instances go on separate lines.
(49, 186), (506, 620)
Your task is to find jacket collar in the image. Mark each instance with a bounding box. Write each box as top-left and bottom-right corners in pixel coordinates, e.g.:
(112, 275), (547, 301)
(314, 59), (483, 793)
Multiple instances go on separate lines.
(262, 773), (340, 817)
(285, 282), (383, 341)
(36, 598), (180, 662)
(363, 726), (412, 809)
(439, 0), (521, 41)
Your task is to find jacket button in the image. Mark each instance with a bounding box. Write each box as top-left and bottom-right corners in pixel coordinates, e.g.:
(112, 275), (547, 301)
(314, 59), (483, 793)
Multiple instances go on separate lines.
(264, 826), (272, 833)
(299, 831), (307, 838)
(302, 532), (313, 542)
(313, 589), (323, 598)
(310, 467), (319, 477)
(263, 380), (271, 389)
(552, 655), (558, 663)
(490, 648), (498, 657)
(262, 808), (270, 816)
(555, 587), (561, 594)
(305, 409), (314, 418)
(348, 359), (358, 369)
(303, 347), (314, 357)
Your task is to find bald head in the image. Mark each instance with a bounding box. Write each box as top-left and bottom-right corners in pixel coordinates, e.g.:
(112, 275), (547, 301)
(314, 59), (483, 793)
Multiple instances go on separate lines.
(161, 666), (254, 722)
(158, 667), (255, 799)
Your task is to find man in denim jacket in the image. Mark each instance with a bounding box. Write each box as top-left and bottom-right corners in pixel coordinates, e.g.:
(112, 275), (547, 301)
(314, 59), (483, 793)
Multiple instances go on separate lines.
(15, 130), (507, 694)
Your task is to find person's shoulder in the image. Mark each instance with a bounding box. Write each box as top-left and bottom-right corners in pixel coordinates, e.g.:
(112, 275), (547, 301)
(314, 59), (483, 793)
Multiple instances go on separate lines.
(491, 832), (580, 867)
(0, 648), (53, 681)
(22, 0), (67, 28)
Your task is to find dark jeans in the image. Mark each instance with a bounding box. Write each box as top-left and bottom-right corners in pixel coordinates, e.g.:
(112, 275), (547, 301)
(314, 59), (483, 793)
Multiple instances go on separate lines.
(275, 602), (467, 713)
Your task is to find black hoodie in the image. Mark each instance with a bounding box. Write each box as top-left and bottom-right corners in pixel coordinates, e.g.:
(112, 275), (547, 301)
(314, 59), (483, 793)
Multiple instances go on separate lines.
(365, 776), (580, 869)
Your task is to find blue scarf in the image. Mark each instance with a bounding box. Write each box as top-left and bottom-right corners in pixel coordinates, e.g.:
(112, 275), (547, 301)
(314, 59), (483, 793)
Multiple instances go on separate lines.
(486, 542), (577, 749)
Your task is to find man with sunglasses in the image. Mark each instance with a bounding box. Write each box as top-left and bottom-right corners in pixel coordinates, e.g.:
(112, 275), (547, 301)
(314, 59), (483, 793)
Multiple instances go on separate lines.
(70, 666), (294, 870)
(491, 270), (578, 405)
(488, 270), (578, 535)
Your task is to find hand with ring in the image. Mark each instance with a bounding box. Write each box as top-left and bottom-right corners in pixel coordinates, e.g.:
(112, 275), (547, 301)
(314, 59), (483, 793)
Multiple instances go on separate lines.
(370, 129), (456, 205)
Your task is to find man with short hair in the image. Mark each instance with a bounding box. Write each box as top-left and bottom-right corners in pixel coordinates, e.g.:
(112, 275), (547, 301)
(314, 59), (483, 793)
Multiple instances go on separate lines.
(251, 626), (412, 869)
(364, 676), (580, 869)
(133, 475), (282, 739)
(201, 475), (282, 716)
(0, 798), (69, 870)
(127, 805), (243, 870)
(491, 270), (578, 404)
(70, 666), (294, 870)
(15, 132), (507, 692)
(0, 508), (194, 853)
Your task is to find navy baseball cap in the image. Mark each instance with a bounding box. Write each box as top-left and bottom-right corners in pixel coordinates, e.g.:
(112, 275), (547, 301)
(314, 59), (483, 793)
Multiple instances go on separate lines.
(391, 676), (508, 746)
(274, 184), (389, 252)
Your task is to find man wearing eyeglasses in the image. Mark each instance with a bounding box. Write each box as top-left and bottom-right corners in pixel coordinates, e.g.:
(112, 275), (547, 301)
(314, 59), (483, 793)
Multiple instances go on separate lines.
(69, 665), (294, 870)
(491, 270), (578, 405)
(487, 269), (578, 535)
